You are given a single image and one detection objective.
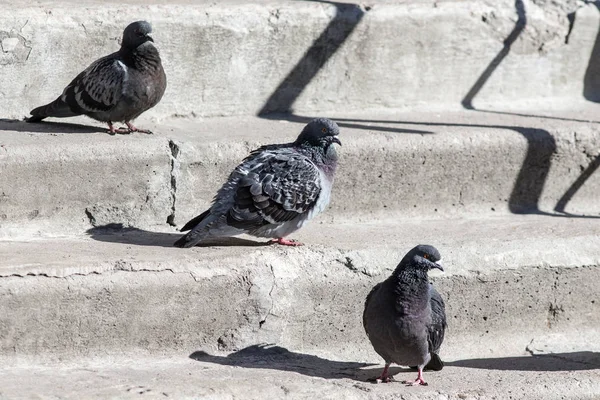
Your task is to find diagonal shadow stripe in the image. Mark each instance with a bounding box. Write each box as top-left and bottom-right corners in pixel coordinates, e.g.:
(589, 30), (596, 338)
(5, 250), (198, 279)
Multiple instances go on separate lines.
(554, 154), (600, 213)
(307, 115), (574, 217)
(461, 0), (526, 109)
(584, 3), (600, 102)
(508, 127), (556, 214)
(258, 2), (367, 115)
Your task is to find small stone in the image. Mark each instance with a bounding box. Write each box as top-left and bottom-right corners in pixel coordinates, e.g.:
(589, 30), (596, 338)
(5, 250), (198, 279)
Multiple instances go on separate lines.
(1, 37), (19, 53)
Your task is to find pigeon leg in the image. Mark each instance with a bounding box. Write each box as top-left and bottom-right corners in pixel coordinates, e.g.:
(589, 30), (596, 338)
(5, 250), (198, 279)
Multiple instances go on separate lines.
(367, 363), (393, 383)
(107, 122), (117, 135)
(125, 121), (153, 135)
(270, 238), (303, 246)
(403, 367), (428, 386)
(107, 122), (133, 135)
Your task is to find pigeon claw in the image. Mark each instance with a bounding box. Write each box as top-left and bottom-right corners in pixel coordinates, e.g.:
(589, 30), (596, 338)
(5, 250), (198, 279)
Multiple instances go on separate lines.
(403, 378), (428, 386)
(107, 122), (133, 135)
(367, 364), (393, 383)
(270, 238), (303, 246)
(403, 368), (428, 386)
(126, 122), (153, 135)
(367, 376), (394, 384)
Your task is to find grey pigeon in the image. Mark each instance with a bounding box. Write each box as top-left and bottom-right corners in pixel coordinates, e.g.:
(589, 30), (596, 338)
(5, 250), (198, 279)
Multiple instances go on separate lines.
(28, 21), (166, 135)
(363, 244), (447, 386)
(174, 118), (341, 248)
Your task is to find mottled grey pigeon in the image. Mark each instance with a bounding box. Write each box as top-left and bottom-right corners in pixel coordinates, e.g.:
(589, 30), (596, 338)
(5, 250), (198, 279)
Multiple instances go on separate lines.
(174, 118), (341, 248)
(363, 244), (447, 386)
(28, 21), (166, 135)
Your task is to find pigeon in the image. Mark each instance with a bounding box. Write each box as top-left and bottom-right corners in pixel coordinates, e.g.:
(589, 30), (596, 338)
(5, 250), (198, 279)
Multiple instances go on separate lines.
(363, 244), (447, 386)
(174, 118), (341, 248)
(28, 20), (166, 135)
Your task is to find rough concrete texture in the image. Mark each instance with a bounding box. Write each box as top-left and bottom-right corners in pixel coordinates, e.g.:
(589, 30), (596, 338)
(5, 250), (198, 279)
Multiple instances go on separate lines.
(0, 0), (598, 119)
(1, 348), (599, 400)
(1, 215), (599, 398)
(1, 109), (600, 236)
(0, 123), (173, 237)
(1, 216), (599, 362)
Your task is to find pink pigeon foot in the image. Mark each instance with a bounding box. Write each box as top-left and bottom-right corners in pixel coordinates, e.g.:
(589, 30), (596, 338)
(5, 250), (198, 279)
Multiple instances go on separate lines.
(270, 238), (303, 246)
(367, 364), (393, 383)
(126, 121), (153, 134)
(107, 122), (132, 135)
(403, 368), (428, 386)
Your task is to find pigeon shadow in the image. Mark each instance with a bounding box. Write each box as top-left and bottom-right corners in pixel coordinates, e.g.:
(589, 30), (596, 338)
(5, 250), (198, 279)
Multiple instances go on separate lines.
(0, 118), (105, 134)
(86, 224), (271, 248)
(189, 344), (396, 382)
(448, 352), (600, 371)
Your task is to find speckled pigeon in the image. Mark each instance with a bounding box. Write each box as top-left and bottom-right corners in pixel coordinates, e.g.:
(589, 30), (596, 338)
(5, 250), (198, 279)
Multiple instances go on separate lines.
(174, 118), (341, 248)
(28, 21), (166, 134)
(363, 244), (447, 386)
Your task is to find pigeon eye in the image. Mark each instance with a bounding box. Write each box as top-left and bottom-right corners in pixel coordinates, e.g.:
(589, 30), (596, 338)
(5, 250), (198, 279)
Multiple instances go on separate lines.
(321, 128), (327, 133)
(423, 254), (429, 259)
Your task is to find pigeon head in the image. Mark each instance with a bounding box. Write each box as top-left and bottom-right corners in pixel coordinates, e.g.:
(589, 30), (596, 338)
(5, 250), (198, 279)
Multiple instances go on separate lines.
(295, 118), (342, 152)
(122, 21), (154, 50)
(401, 244), (443, 272)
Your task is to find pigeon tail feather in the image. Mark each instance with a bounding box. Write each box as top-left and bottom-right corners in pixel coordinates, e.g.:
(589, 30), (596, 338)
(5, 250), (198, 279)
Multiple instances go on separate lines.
(173, 234), (196, 248)
(174, 212), (238, 248)
(180, 209), (210, 232)
(426, 353), (444, 371)
(28, 97), (79, 121)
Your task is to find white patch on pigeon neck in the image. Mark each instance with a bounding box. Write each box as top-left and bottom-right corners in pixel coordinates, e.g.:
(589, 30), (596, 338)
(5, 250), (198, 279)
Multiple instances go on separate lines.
(116, 60), (129, 82)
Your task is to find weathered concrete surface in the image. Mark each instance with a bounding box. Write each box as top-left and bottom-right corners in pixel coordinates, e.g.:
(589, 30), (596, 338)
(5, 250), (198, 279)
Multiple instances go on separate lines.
(0, 121), (173, 237)
(0, 347), (599, 400)
(0, 0), (598, 119)
(1, 109), (600, 236)
(172, 109), (600, 228)
(1, 216), (599, 361)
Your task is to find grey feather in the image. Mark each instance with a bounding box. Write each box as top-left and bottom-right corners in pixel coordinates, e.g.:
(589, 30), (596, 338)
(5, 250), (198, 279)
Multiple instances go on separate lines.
(28, 21), (166, 129)
(174, 118), (341, 248)
(363, 244), (446, 384)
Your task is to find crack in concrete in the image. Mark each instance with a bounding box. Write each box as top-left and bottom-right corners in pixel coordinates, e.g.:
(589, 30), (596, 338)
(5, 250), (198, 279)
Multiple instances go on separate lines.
(84, 207), (96, 226)
(4, 271), (102, 279)
(259, 264), (276, 328)
(526, 338), (599, 367)
(1, 266), (195, 280)
(166, 140), (180, 227)
(525, 338), (535, 356)
(547, 269), (563, 328)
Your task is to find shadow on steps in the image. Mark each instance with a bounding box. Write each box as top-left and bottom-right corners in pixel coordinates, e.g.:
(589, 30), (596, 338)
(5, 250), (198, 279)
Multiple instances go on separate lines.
(448, 352), (600, 371)
(86, 224), (271, 248)
(0, 118), (104, 134)
(190, 344), (388, 382)
(190, 345), (600, 381)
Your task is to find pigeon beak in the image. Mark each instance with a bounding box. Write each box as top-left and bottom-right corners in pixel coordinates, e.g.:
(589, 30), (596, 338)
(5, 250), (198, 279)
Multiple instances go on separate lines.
(146, 34), (154, 42)
(331, 136), (342, 146)
(432, 260), (444, 272)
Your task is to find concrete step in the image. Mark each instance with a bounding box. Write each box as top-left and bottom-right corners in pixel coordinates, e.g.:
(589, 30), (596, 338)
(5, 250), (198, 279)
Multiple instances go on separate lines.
(2, 109), (600, 237)
(1, 214), (599, 398)
(1, 0), (598, 119)
(1, 348), (599, 400)
(1, 215), (599, 360)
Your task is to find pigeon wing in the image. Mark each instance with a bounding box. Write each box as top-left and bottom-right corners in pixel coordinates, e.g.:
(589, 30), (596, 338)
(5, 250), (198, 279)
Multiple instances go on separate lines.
(60, 54), (126, 115)
(362, 282), (382, 338)
(227, 148), (322, 230)
(427, 285), (447, 355)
